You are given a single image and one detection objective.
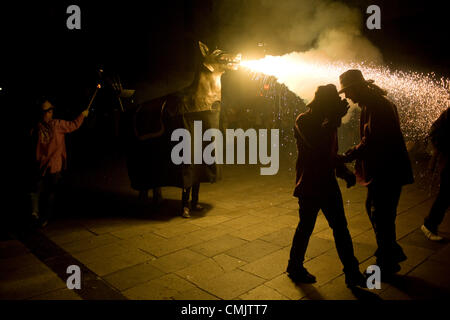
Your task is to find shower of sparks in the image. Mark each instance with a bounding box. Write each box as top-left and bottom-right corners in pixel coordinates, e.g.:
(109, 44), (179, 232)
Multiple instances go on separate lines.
(241, 54), (450, 142)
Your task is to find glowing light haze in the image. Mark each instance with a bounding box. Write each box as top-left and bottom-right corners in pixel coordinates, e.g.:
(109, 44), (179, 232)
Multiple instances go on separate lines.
(241, 53), (450, 140)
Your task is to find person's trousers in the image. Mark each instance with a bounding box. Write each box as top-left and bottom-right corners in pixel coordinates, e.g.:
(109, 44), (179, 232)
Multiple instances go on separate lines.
(289, 184), (360, 275)
(182, 183), (200, 208)
(30, 172), (61, 222)
(366, 181), (405, 267)
(424, 164), (449, 233)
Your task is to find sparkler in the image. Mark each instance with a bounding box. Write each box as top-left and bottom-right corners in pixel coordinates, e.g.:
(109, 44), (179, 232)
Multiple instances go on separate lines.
(241, 53), (450, 141)
(87, 83), (102, 111)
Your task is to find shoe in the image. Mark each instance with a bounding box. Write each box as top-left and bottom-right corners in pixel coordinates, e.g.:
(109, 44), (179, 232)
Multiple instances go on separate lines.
(191, 203), (204, 211)
(375, 247), (407, 263)
(286, 265), (316, 283)
(394, 250), (407, 263)
(182, 207), (191, 218)
(421, 225), (443, 241)
(31, 212), (40, 220)
(379, 263), (401, 276)
(345, 271), (367, 288)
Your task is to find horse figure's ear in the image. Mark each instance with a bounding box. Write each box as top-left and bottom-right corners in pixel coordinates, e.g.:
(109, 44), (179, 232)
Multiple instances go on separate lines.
(199, 41), (214, 72)
(199, 41), (209, 57)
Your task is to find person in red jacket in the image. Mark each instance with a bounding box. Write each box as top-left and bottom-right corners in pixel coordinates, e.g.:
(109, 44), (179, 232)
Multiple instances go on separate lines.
(30, 99), (89, 227)
(338, 69), (414, 275)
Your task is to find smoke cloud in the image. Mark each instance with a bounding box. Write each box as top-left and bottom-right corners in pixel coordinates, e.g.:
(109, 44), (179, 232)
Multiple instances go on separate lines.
(215, 0), (382, 63)
(215, 0), (385, 123)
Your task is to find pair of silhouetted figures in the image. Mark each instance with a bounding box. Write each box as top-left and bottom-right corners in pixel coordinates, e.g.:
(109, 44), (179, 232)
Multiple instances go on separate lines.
(287, 69), (448, 288)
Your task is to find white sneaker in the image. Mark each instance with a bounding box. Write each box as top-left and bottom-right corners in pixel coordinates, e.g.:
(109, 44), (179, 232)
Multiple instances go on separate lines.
(421, 225), (443, 241)
(182, 207), (191, 218)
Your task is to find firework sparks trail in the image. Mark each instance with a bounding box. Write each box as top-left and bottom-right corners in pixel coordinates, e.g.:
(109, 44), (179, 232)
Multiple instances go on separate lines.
(241, 53), (450, 141)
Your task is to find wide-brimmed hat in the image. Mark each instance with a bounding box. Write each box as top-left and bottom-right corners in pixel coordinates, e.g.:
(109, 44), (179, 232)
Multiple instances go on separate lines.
(310, 84), (341, 106)
(338, 69), (374, 94)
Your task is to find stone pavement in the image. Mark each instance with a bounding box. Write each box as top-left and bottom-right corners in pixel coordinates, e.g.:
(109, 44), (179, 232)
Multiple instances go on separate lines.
(1, 163), (450, 300)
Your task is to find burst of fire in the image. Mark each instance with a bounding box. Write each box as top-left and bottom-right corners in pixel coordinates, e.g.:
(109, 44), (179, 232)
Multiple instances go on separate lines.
(241, 54), (450, 141)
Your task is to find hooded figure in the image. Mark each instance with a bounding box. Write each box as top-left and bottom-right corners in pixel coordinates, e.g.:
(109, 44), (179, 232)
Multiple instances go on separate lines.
(421, 106), (449, 241)
(288, 84), (366, 288)
(338, 69), (414, 275)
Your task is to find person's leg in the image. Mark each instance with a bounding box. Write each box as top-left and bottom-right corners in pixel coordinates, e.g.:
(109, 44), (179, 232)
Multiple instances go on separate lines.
(388, 185), (407, 263)
(181, 187), (191, 218)
(321, 185), (360, 277)
(152, 188), (163, 205)
(191, 183), (203, 210)
(30, 177), (44, 221)
(369, 182), (403, 271)
(366, 186), (382, 259)
(288, 197), (320, 278)
(138, 189), (149, 201)
(40, 172), (61, 226)
(424, 166), (450, 233)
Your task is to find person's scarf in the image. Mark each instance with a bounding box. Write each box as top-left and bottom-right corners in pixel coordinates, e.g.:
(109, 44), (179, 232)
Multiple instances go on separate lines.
(38, 121), (52, 144)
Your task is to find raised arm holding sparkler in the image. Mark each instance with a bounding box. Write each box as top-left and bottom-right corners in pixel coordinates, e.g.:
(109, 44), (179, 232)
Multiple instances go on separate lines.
(30, 96), (91, 228)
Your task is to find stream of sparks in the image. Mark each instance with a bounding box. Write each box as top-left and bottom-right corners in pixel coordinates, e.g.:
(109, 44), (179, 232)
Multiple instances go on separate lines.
(241, 54), (450, 141)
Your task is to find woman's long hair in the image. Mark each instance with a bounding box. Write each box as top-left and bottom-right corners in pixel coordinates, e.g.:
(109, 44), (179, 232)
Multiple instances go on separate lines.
(366, 80), (388, 96)
(34, 97), (54, 144)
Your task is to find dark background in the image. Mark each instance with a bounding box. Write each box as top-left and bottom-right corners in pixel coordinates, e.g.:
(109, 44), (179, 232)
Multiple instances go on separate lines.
(1, 0), (449, 99)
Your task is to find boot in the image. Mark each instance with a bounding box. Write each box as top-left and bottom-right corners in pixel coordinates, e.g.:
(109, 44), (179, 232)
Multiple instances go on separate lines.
(286, 262), (316, 283)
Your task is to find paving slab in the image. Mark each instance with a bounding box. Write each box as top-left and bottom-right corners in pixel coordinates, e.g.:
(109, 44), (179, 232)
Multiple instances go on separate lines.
(264, 273), (316, 300)
(239, 247), (290, 280)
(60, 233), (120, 254)
(211, 253), (247, 272)
(175, 258), (229, 286)
(190, 234), (248, 257)
(150, 249), (207, 273)
(153, 222), (202, 239)
(82, 249), (152, 276)
(239, 285), (290, 300)
(122, 273), (197, 300)
(259, 227), (296, 247)
(28, 288), (82, 300)
(229, 222), (282, 241)
(103, 261), (166, 291)
(0, 262), (67, 300)
(172, 287), (219, 300)
(192, 269), (265, 300)
(225, 239), (282, 263)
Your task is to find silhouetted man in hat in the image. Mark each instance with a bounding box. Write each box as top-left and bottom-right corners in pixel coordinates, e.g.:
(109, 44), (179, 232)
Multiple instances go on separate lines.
(287, 84), (366, 288)
(338, 69), (414, 275)
(421, 106), (449, 241)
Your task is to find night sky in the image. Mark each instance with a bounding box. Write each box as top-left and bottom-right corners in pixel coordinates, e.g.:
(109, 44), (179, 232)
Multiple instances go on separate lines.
(1, 0), (449, 94)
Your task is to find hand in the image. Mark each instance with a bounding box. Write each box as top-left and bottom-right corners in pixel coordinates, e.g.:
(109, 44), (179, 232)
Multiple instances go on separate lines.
(345, 172), (356, 188)
(82, 109), (89, 117)
(336, 154), (348, 164)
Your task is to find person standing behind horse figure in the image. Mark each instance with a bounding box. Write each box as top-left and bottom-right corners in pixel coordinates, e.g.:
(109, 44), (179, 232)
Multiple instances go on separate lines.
(129, 41), (241, 218)
(338, 69), (414, 276)
(30, 98), (89, 227)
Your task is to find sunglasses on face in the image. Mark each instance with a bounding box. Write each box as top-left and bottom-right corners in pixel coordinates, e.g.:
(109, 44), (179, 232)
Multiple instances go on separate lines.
(42, 107), (55, 113)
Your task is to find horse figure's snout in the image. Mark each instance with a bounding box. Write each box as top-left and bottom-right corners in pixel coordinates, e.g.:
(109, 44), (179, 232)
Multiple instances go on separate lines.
(218, 52), (242, 70)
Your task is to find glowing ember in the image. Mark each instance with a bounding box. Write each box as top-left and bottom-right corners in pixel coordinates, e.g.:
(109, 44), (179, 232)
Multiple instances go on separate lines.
(241, 53), (450, 141)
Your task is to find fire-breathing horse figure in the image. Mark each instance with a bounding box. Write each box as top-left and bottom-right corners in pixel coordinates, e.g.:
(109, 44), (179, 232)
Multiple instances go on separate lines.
(125, 41), (241, 217)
